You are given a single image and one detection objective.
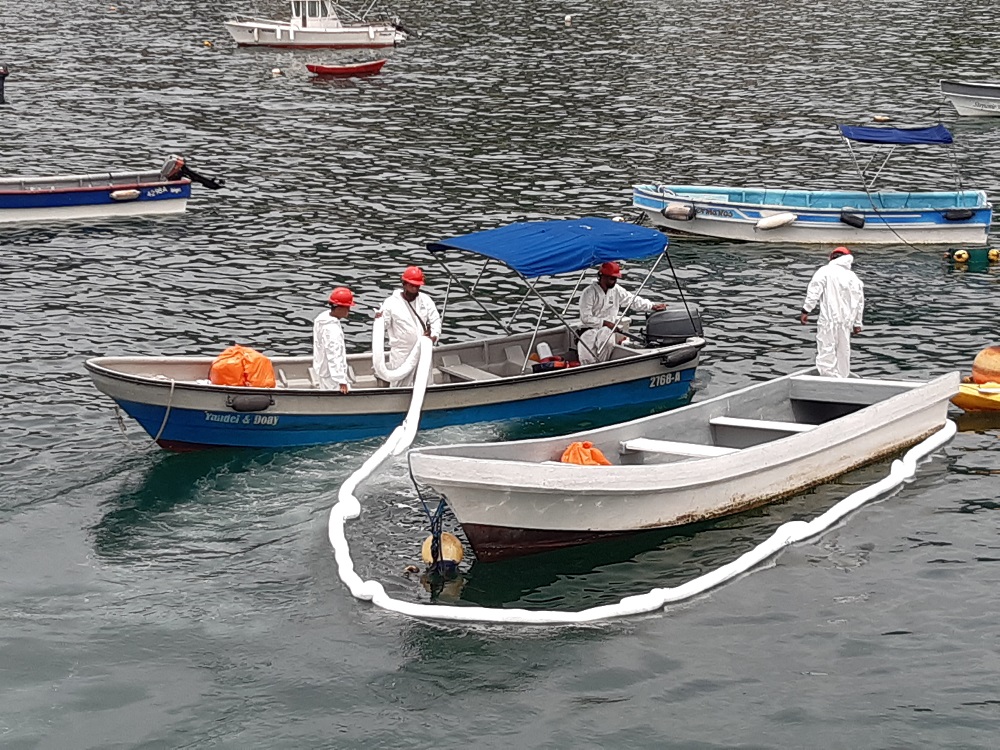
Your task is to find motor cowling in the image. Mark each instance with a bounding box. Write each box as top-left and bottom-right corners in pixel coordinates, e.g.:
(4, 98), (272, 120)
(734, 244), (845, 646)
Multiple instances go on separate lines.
(643, 304), (704, 347)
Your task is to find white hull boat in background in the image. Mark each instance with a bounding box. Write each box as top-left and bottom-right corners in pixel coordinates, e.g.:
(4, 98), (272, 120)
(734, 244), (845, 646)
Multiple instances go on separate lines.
(633, 123), (992, 245)
(940, 80), (1000, 116)
(224, 0), (406, 48)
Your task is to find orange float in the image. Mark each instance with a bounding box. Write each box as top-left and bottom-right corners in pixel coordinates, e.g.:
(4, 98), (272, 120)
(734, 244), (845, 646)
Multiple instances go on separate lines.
(971, 346), (1000, 384)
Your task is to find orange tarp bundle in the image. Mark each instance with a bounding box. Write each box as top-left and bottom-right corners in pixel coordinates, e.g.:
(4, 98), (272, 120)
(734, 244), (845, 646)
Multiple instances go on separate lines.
(209, 344), (276, 388)
(560, 441), (611, 466)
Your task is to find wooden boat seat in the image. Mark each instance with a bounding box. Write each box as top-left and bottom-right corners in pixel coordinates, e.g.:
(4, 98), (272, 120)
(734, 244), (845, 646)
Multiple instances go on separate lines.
(620, 438), (738, 458)
(709, 416), (815, 433)
(439, 363), (502, 382)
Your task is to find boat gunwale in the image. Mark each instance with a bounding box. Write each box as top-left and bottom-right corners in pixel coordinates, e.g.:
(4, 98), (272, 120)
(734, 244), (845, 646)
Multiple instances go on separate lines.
(0, 179), (192, 196)
(408, 371), (959, 493)
(83, 335), (705, 399)
(632, 184), (992, 211)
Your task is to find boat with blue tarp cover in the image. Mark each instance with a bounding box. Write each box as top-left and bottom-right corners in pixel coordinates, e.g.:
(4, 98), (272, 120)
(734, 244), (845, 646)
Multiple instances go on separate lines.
(633, 123), (992, 245)
(85, 217), (705, 450)
(0, 155), (222, 224)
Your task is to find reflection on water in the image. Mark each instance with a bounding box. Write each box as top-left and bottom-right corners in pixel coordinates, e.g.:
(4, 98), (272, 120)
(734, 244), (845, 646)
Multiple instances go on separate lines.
(953, 410), (1000, 434)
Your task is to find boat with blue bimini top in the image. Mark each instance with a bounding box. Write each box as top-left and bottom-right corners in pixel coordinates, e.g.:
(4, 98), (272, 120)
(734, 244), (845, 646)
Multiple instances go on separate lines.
(0, 155), (222, 224)
(85, 217), (706, 451)
(633, 123), (992, 245)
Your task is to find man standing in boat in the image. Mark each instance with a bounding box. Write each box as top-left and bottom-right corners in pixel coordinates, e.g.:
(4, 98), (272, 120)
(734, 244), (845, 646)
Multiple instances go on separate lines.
(376, 266), (442, 387)
(313, 286), (357, 393)
(577, 261), (666, 365)
(800, 247), (865, 378)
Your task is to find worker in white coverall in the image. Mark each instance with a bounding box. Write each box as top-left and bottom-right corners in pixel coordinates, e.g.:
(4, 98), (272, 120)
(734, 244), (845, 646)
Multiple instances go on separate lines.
(799, 246), (865, 378)
(376, 265), (442, 387)
(577, 261), (666, 365)
(312, 286), (356, 393)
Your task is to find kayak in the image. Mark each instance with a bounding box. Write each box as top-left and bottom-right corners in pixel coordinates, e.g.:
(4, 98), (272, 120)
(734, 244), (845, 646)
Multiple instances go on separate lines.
(951, 381), (1000, 412)
(306, 59), (388, 77)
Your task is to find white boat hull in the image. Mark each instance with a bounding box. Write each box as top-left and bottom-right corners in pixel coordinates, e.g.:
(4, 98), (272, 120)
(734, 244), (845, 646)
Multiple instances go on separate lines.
(940, 80), (1000, 116)
(224, 21), (401, 48)
(408, 371), (959, 561)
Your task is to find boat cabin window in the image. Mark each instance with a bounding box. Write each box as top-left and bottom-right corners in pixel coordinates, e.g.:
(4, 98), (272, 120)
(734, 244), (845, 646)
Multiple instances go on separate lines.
(292, 1), (326, 21)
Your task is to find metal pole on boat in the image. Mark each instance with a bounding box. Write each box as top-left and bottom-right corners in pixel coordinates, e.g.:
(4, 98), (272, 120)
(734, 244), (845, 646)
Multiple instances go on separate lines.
(0, 65), (9, 105)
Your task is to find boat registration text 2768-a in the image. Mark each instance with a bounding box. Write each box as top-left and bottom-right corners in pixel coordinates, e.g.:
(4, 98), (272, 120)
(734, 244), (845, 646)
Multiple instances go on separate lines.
(649, 372), (682, 388)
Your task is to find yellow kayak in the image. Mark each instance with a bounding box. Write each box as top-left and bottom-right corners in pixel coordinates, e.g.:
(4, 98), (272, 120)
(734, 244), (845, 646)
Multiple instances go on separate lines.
(951, 381), (1000, 412)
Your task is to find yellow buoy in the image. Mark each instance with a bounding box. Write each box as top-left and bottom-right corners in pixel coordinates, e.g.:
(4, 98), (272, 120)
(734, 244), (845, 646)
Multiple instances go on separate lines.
(953, 249), (970, 263)
(203, 40), (214, 47)
(988, 248), (999, 262)
(421, 532), (464, 564)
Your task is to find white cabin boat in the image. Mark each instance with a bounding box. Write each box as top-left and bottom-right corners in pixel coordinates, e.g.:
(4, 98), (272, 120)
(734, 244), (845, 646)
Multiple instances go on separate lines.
(408, 370), (960, 562)
(224, 0), (405, 49)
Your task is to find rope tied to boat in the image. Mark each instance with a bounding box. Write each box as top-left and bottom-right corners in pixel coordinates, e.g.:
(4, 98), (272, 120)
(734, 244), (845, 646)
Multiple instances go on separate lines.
(152, 379), (176, 443)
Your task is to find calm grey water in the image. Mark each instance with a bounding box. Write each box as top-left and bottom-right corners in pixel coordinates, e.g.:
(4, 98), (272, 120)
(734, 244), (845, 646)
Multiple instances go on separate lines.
(3, 0), (1000, 747)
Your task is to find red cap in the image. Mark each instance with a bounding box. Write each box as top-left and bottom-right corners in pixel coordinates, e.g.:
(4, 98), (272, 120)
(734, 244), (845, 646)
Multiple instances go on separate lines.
(328, 287), (356, 307)
(830, 246), (851, 259)
(599, 261), (622, 278)
(401, 266), (425, 286)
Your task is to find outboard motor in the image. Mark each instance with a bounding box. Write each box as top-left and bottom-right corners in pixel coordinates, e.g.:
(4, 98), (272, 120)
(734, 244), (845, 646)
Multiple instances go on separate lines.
(642, 304), (704, 347)
(160, 154), (225, 190)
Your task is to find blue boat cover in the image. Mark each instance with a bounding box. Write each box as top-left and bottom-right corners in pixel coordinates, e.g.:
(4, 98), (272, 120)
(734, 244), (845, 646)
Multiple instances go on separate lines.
(838, 123), (954, 145)
(426, 217), (668, 278)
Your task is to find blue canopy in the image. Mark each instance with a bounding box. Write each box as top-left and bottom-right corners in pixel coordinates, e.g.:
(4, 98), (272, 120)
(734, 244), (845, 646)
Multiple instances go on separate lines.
(426, 217), (668, 279)
(838, 123), (954, 145)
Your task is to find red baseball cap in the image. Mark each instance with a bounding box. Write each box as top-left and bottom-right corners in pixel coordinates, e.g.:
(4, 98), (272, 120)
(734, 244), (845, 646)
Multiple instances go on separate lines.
(830, 246), (851, 259)
(599, 261), (622, 278)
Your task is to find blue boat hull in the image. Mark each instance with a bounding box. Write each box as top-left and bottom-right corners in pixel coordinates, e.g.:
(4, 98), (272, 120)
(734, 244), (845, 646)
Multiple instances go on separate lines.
(112, 368), (697, 450)
(0, 178), (192, 223)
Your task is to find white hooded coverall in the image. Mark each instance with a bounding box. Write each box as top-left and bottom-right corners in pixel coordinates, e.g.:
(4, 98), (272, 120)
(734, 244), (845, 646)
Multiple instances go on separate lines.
(378, 290), (442, 387)
(801, 254), (865, 378)
(577, 281), (657, 364)
(312, 311), (350, 391)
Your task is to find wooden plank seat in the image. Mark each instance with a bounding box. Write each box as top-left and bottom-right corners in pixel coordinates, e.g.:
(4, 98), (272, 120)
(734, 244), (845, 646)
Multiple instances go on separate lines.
(439, 363), (502, 382)
(620, 438), (739, 458)
(709, 416), (816, 433)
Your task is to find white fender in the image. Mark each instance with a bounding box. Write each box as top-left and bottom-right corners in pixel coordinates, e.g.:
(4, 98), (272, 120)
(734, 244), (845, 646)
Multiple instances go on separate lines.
(252, 27), (259, 42)
(110, 189), (140, 201)
(275, 27), (281, 40)
(289, 27), (295, 41)
(755, 211), (797, 230)
(371, 314), (422, 384)
(368, 26), (375, 40)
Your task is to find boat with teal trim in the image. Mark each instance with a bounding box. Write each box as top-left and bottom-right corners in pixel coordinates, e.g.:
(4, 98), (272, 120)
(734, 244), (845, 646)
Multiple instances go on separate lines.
(633, 123), (992, 245)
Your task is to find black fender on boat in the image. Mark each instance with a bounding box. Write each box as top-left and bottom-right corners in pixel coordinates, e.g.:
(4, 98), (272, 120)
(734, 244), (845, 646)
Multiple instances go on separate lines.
(839, 209), (865, 228)
(660, 344), (700, 369)
(227, 394), (274, 412)
(944, 208), (974, 221)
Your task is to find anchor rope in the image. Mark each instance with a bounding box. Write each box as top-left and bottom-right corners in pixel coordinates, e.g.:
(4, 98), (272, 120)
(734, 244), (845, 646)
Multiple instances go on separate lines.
(152, 379), (176, 443)
(328, 345), (957, 624)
